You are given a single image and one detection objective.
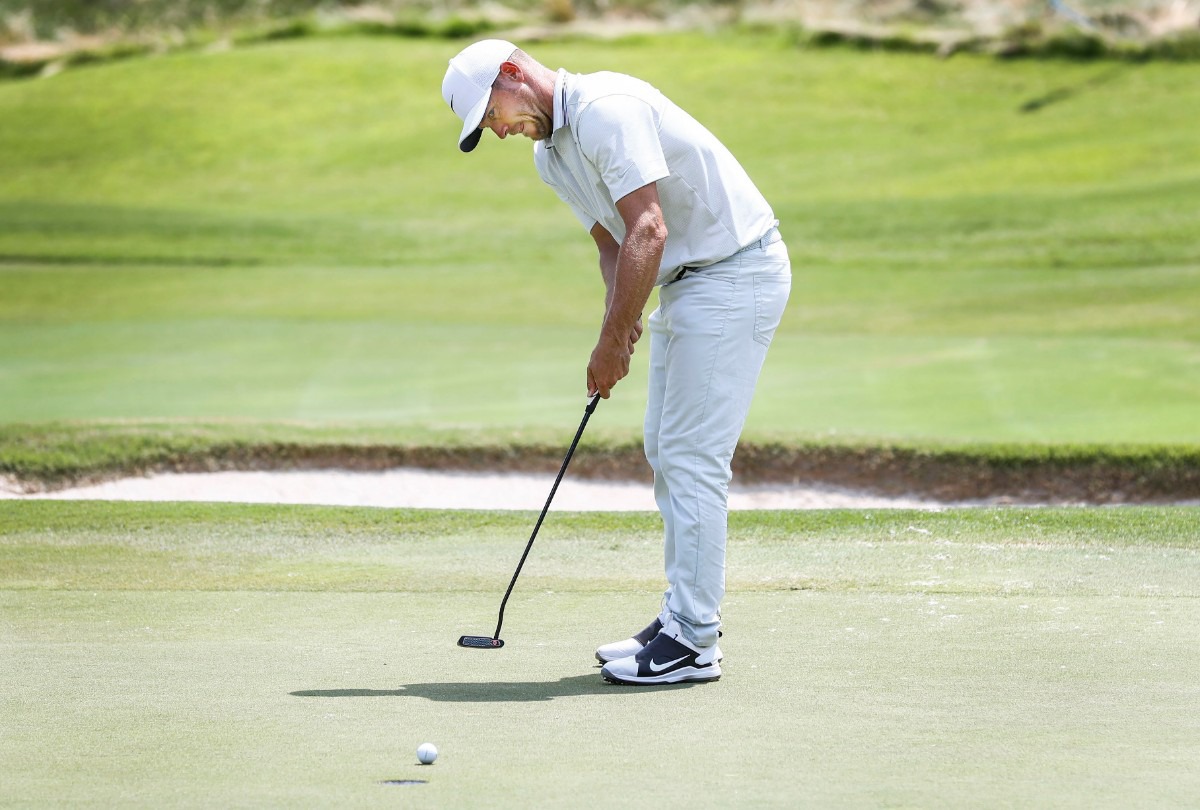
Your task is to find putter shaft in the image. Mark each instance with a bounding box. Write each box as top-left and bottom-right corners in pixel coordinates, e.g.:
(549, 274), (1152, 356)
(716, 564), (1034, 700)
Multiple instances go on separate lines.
(490, 394), (601, 642)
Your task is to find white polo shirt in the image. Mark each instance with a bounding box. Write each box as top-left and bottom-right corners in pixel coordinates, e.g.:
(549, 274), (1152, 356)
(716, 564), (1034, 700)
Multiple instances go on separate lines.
(533, 69), (778, 286)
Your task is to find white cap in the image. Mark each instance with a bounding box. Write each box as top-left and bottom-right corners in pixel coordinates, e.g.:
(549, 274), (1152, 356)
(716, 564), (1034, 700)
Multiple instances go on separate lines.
(441, 39), (517, 153)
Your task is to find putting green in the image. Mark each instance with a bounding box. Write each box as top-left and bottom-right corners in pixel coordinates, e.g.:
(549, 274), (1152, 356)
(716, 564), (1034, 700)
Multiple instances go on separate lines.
(3, 502), (1198, 806)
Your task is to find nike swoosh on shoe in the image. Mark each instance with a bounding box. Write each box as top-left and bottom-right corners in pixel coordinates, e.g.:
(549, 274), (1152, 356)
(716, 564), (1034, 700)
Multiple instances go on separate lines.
(648, 655), (688, 673)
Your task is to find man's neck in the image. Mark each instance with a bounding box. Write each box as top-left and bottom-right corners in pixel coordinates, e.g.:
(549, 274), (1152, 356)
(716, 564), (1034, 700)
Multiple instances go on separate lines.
(526, 62), (559, 123)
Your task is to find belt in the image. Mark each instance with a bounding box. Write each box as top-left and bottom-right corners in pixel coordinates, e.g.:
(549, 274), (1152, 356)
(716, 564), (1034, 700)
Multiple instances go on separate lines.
(669, 226), (782, 284)
(735, 225), (783, 255)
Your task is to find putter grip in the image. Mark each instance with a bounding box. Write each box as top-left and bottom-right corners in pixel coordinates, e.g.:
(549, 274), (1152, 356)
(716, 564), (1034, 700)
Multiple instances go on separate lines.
(586, 393), (601, 415)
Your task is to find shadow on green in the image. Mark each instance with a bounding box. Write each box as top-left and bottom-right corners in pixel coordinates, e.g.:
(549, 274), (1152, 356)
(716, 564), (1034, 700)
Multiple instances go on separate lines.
(290, 673), (704, 702)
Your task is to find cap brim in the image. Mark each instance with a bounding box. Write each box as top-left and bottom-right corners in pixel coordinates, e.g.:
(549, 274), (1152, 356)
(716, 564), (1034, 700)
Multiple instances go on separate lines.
(460, 128), (483, 153)
(457, 92), (490, 153)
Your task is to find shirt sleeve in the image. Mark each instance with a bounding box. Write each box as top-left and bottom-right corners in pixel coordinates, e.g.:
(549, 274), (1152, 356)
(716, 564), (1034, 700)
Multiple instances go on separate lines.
(575, 95), (670, 205)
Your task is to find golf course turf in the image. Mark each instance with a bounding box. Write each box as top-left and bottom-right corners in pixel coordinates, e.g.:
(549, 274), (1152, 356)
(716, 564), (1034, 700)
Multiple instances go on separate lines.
(3, 34), (1199, 447)
(3, 502), (1199, 806)
(3, 25), (1200, 808)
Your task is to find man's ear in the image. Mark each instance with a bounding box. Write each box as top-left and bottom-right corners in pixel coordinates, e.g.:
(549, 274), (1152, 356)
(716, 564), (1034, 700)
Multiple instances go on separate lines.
(497, 61), (524, 84)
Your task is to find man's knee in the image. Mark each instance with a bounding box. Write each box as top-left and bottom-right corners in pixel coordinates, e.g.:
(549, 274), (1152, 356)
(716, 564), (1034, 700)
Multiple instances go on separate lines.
(657, 439), (732, 488)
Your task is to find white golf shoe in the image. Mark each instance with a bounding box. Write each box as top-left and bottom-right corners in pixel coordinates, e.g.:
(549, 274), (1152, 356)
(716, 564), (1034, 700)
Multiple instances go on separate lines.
(594, 618), (663, 664)
(600, 620), (722, 685)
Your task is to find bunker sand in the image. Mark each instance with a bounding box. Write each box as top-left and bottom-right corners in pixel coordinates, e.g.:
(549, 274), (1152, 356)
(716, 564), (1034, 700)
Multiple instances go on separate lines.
(0, 469), (964, 510)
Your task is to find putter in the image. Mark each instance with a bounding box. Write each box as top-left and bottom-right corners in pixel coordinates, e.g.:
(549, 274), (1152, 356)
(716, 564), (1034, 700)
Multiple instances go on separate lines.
(458, 393), (601, 649)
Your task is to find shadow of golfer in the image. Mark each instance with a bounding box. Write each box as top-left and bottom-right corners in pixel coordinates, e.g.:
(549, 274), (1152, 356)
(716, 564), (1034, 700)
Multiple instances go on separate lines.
(290, 673), (702, 702)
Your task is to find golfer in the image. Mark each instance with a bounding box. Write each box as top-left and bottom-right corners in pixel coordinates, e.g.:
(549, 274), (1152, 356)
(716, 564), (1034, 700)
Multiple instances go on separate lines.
(442, 40), (790, 685)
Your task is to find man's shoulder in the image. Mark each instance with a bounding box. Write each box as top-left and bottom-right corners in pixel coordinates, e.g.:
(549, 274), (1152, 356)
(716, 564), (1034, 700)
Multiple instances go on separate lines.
(569, 71), (662, 111)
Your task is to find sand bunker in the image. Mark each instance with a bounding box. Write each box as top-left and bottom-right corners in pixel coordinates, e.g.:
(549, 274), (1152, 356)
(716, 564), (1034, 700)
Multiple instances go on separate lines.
(0, 469), (965, 511)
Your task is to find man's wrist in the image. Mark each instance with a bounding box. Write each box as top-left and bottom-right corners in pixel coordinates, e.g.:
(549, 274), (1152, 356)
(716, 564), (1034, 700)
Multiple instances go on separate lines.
(598, 323), (630, 348)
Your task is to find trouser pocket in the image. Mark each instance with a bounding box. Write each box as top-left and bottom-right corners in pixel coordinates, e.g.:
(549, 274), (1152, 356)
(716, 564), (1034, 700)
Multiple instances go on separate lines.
(752, 272), (791, 347)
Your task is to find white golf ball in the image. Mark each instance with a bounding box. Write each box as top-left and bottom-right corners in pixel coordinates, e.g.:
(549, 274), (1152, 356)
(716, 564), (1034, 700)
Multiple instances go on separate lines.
(416, 743), (438, 765)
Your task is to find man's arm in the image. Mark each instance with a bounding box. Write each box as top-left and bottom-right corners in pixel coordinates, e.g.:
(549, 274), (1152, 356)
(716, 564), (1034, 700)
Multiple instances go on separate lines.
(586, 182), (666, 398)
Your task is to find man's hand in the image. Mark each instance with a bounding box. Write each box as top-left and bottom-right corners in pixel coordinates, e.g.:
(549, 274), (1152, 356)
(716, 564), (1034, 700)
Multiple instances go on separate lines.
(587, 317), (642, 398)
(628, 317), (644, 353)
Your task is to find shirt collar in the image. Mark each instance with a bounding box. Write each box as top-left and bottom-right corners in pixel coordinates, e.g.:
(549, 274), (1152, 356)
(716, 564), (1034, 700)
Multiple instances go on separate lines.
(551, 68), (569, 136)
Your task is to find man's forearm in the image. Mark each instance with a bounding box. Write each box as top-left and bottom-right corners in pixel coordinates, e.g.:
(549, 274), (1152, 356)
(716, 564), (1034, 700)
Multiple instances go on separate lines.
(586, 183), (665, 397)
(598, 243), (619, 312)
(601, 213), (663, 342)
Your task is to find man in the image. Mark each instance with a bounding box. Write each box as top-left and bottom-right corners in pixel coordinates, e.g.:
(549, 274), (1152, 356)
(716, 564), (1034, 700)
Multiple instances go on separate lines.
(442, 40), (790, 685)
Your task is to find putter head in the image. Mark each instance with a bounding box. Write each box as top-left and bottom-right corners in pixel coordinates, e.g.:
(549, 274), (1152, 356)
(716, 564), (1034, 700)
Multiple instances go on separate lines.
(458, 635), (504, 649)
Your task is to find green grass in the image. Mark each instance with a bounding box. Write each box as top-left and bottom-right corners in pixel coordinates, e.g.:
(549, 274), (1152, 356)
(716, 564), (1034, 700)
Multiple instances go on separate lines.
(4, 32), (1198, 805)
(2, 34), (1199, 450)
(5, 500), (1200, 592)
(3, 501), (1199, 806)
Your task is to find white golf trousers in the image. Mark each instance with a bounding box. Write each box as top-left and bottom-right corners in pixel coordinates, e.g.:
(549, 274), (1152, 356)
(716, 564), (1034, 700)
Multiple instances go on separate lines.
(645, 235), (791, 648)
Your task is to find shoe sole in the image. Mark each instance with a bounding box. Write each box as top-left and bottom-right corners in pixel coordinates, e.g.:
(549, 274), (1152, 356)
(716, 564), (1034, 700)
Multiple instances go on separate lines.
(601, 666), (722, 686)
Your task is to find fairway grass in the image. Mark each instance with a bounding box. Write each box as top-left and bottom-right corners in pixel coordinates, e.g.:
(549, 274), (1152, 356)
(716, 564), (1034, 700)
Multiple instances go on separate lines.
(3, 35), (1200, 443)
(3, 502), (1198, 807)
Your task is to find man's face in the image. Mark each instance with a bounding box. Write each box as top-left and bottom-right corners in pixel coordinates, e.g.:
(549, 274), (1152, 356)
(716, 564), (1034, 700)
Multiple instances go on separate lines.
(478, 79), (551, 143)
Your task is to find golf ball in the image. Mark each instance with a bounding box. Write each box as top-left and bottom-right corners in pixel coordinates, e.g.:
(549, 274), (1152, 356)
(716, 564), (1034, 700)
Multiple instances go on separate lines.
(417, 743), (438, 765)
